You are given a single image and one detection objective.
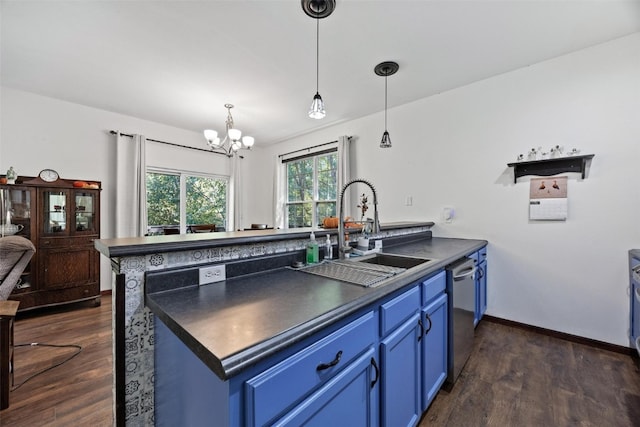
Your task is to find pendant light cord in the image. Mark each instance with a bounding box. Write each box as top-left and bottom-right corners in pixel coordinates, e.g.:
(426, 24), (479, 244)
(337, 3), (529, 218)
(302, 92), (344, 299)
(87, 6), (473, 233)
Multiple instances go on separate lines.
(384, 75), (388, 131)
(316, 19), (320, 93)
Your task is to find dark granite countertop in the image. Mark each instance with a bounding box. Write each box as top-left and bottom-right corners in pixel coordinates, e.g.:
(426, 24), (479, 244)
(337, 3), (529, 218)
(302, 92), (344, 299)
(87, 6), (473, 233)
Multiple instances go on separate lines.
(95, 221), (434, 258)
(145, 236), (486, 381)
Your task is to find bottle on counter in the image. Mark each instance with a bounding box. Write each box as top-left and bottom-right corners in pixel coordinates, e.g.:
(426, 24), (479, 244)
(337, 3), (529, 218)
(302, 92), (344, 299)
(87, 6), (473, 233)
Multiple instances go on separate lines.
(324, 234), (333, 260)
(307, 231), (319, 264)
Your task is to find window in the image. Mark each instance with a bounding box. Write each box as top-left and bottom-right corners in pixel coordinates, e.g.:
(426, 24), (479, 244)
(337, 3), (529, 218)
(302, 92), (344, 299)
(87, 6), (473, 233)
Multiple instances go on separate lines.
(285, 151), (337, 228)
(146, 170), (228, 234)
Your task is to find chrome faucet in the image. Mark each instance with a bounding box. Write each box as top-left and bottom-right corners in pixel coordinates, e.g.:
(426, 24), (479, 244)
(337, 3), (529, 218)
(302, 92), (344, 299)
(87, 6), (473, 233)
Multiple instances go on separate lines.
(338, 179), (380, 259)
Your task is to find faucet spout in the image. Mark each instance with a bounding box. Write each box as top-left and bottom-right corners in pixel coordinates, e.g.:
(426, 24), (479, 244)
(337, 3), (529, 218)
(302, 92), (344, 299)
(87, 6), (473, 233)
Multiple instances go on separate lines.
(338, 179), (380, 259)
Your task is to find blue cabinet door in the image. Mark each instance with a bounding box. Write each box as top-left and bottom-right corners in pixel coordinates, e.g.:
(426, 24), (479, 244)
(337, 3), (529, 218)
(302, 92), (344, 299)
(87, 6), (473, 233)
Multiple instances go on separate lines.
(632, 283), (640, 355)
(476, 259), (487, 326)
(380, 313), (421, 427)
(273, 347), (379, 427)
(421, 293), (448, 411)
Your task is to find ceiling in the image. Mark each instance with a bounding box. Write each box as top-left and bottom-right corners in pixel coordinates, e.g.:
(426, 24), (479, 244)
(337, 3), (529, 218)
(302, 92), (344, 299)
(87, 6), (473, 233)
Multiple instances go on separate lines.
(2, 1), (639, 146)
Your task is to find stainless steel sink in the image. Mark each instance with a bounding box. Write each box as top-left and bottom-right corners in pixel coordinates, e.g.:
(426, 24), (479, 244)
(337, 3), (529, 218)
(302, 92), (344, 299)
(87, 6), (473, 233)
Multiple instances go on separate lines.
(296, 253), (431, 288)
(353, 253), (431, 269)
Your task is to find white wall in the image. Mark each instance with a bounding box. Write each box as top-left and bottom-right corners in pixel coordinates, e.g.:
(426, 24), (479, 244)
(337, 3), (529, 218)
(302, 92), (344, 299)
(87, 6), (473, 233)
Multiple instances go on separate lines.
(0, 88), (231, 291)
(245, 33), (640, 346)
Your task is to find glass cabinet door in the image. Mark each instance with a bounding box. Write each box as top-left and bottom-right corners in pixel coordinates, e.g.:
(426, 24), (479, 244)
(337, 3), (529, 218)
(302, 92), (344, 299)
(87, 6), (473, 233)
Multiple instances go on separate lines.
(1, 186), (35, 292)
(42, 190), (69, 235)
(1, 186), (33, 239)
(74, 191), (97, 234)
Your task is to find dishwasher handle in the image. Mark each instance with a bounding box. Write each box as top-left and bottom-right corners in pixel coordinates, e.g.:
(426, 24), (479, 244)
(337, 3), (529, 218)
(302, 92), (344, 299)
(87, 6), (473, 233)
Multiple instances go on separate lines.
(453, 265), (476, 281)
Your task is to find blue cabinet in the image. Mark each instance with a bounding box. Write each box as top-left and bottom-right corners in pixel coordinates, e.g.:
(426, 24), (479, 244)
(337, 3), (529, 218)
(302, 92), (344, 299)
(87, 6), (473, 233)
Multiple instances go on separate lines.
(273, 347), (379, 427)
(379, 285), (421, 427)
(379, 270), (449, 427)
(380, 313), (421, 427)
(630, 255), (640, 356)
(246, 311), (377, 426)
(632, 282), (640, 355)
(420, 271), (447, 411)
(474, 246), (488, 327)
(155, 269), (450, 427)
(421, 293), (447, 410)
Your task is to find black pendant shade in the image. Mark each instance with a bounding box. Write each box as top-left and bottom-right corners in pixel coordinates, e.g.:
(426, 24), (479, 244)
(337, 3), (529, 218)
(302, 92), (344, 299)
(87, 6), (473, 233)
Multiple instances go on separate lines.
(375, 61), (399, 148)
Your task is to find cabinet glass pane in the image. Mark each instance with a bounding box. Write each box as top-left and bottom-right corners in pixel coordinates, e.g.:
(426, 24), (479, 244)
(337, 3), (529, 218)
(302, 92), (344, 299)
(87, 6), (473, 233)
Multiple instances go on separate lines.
(75, 191), (96, 232)
(1, 187), (31, 237)
(43, 191), (67, 233)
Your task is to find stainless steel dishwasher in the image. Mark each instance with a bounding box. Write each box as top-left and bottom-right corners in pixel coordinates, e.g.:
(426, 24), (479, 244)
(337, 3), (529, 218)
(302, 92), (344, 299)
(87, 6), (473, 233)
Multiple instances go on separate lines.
(444, 257), (476, 389)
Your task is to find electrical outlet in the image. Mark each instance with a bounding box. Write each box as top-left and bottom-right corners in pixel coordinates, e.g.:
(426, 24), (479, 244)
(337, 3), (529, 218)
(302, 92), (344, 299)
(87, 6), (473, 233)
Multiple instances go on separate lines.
(199, 264), (226, 285)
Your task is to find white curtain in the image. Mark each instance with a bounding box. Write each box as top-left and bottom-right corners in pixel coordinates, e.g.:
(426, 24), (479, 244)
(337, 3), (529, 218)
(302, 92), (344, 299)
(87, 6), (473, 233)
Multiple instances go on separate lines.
(229, 155), (242, 231)
(116, 133), (147, 237)
(337, 135), (352, 216)
(273, 153), (286, 229)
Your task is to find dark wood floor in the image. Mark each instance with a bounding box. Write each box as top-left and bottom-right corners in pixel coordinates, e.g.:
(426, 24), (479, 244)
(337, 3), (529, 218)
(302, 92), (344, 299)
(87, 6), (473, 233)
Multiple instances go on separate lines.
(421, 319), (640, 427)
(1, 298), (639, 427)
(0, 298), (113, 426)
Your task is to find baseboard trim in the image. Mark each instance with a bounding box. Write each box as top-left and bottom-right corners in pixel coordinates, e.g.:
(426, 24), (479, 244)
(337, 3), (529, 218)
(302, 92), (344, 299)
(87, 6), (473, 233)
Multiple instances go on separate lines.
(100, 289), (112, 296)
(483, 315), (635, 357)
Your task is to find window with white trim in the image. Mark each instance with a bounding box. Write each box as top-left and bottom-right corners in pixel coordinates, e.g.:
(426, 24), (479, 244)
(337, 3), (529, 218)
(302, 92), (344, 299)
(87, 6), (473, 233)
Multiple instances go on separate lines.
(146, 170), (228, 234)
(285, 150), (337, 228)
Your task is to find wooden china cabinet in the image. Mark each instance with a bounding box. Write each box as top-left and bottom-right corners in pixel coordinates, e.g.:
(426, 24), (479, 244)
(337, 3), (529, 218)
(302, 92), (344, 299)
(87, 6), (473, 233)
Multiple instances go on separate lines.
(0, 174), (101, 311)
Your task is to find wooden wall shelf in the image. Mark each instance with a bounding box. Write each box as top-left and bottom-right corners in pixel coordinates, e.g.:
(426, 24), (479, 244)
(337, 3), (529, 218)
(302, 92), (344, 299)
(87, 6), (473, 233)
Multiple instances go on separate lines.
(507, 154), (594, 183)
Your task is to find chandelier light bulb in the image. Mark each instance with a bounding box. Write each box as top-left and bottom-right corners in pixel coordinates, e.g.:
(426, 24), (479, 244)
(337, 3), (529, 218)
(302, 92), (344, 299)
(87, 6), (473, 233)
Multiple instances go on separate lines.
(228, 128), (242, 142)
(204, 129), (218, 145)
(242, 136), (255, 148)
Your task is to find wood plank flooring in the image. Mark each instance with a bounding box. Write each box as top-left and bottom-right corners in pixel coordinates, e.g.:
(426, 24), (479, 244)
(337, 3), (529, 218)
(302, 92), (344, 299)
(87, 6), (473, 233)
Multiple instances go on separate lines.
(0, 298), (113, 427)
(1, 297), (639, 427)
(421, 319), (640, 427)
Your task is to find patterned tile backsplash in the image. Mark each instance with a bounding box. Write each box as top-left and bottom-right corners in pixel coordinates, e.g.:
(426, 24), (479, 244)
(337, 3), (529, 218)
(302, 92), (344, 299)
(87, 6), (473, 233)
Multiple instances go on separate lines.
(113, 226), (429, 425)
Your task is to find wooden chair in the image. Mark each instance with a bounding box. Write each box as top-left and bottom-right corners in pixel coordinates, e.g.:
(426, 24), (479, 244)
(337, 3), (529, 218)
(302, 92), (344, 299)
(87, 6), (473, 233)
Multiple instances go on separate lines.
(189, 224), (216, 233)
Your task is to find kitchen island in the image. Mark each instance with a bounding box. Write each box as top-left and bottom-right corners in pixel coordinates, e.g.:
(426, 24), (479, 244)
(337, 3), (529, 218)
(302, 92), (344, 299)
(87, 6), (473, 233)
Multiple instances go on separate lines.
(95, 223), (486, 426)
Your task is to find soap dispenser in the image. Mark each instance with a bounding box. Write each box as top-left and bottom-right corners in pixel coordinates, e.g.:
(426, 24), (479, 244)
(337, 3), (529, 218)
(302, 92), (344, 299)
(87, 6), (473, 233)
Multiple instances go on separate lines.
(324, 234), (333, 260)
(307, 231), (319, 264)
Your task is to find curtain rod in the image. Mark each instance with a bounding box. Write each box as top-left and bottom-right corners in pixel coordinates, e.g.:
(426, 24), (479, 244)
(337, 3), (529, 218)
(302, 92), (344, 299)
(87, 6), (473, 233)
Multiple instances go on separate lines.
(277, 136), (351, 159)
(109, 130), (226, 156)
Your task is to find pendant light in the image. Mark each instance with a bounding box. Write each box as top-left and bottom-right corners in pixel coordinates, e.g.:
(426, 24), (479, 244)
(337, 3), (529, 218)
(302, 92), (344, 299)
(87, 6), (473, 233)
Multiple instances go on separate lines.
(302, 0), (336, 120)
(374, 61), (399, 148)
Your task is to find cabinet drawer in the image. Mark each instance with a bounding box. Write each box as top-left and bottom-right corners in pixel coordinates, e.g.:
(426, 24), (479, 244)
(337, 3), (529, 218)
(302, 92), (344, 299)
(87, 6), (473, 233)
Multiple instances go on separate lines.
(380, 285), (420, 337)
(39, 236), (97, 248)
(422, 271), (446, 305)
(245, 311), (376, 427)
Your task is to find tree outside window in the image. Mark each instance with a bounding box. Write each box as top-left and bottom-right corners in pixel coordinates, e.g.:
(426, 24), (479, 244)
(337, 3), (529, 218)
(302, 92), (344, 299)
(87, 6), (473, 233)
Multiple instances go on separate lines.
(147, 171), (228, 234)
(286, 152), (337, 228)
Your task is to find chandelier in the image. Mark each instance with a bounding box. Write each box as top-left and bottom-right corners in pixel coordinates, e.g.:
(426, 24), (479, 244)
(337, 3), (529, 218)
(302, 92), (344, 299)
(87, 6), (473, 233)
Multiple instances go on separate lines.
(203, 104), (255, 157)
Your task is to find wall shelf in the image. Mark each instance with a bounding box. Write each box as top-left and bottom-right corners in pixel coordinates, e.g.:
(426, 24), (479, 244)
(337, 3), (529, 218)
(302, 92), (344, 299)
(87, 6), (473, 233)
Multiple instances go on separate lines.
(507, 154), (594, 183)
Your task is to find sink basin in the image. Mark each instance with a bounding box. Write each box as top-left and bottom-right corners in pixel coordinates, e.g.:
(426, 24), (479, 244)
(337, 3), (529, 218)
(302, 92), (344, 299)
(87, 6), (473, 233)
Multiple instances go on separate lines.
(296, 254), (431, 288)
(354, 253), (431, 269)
